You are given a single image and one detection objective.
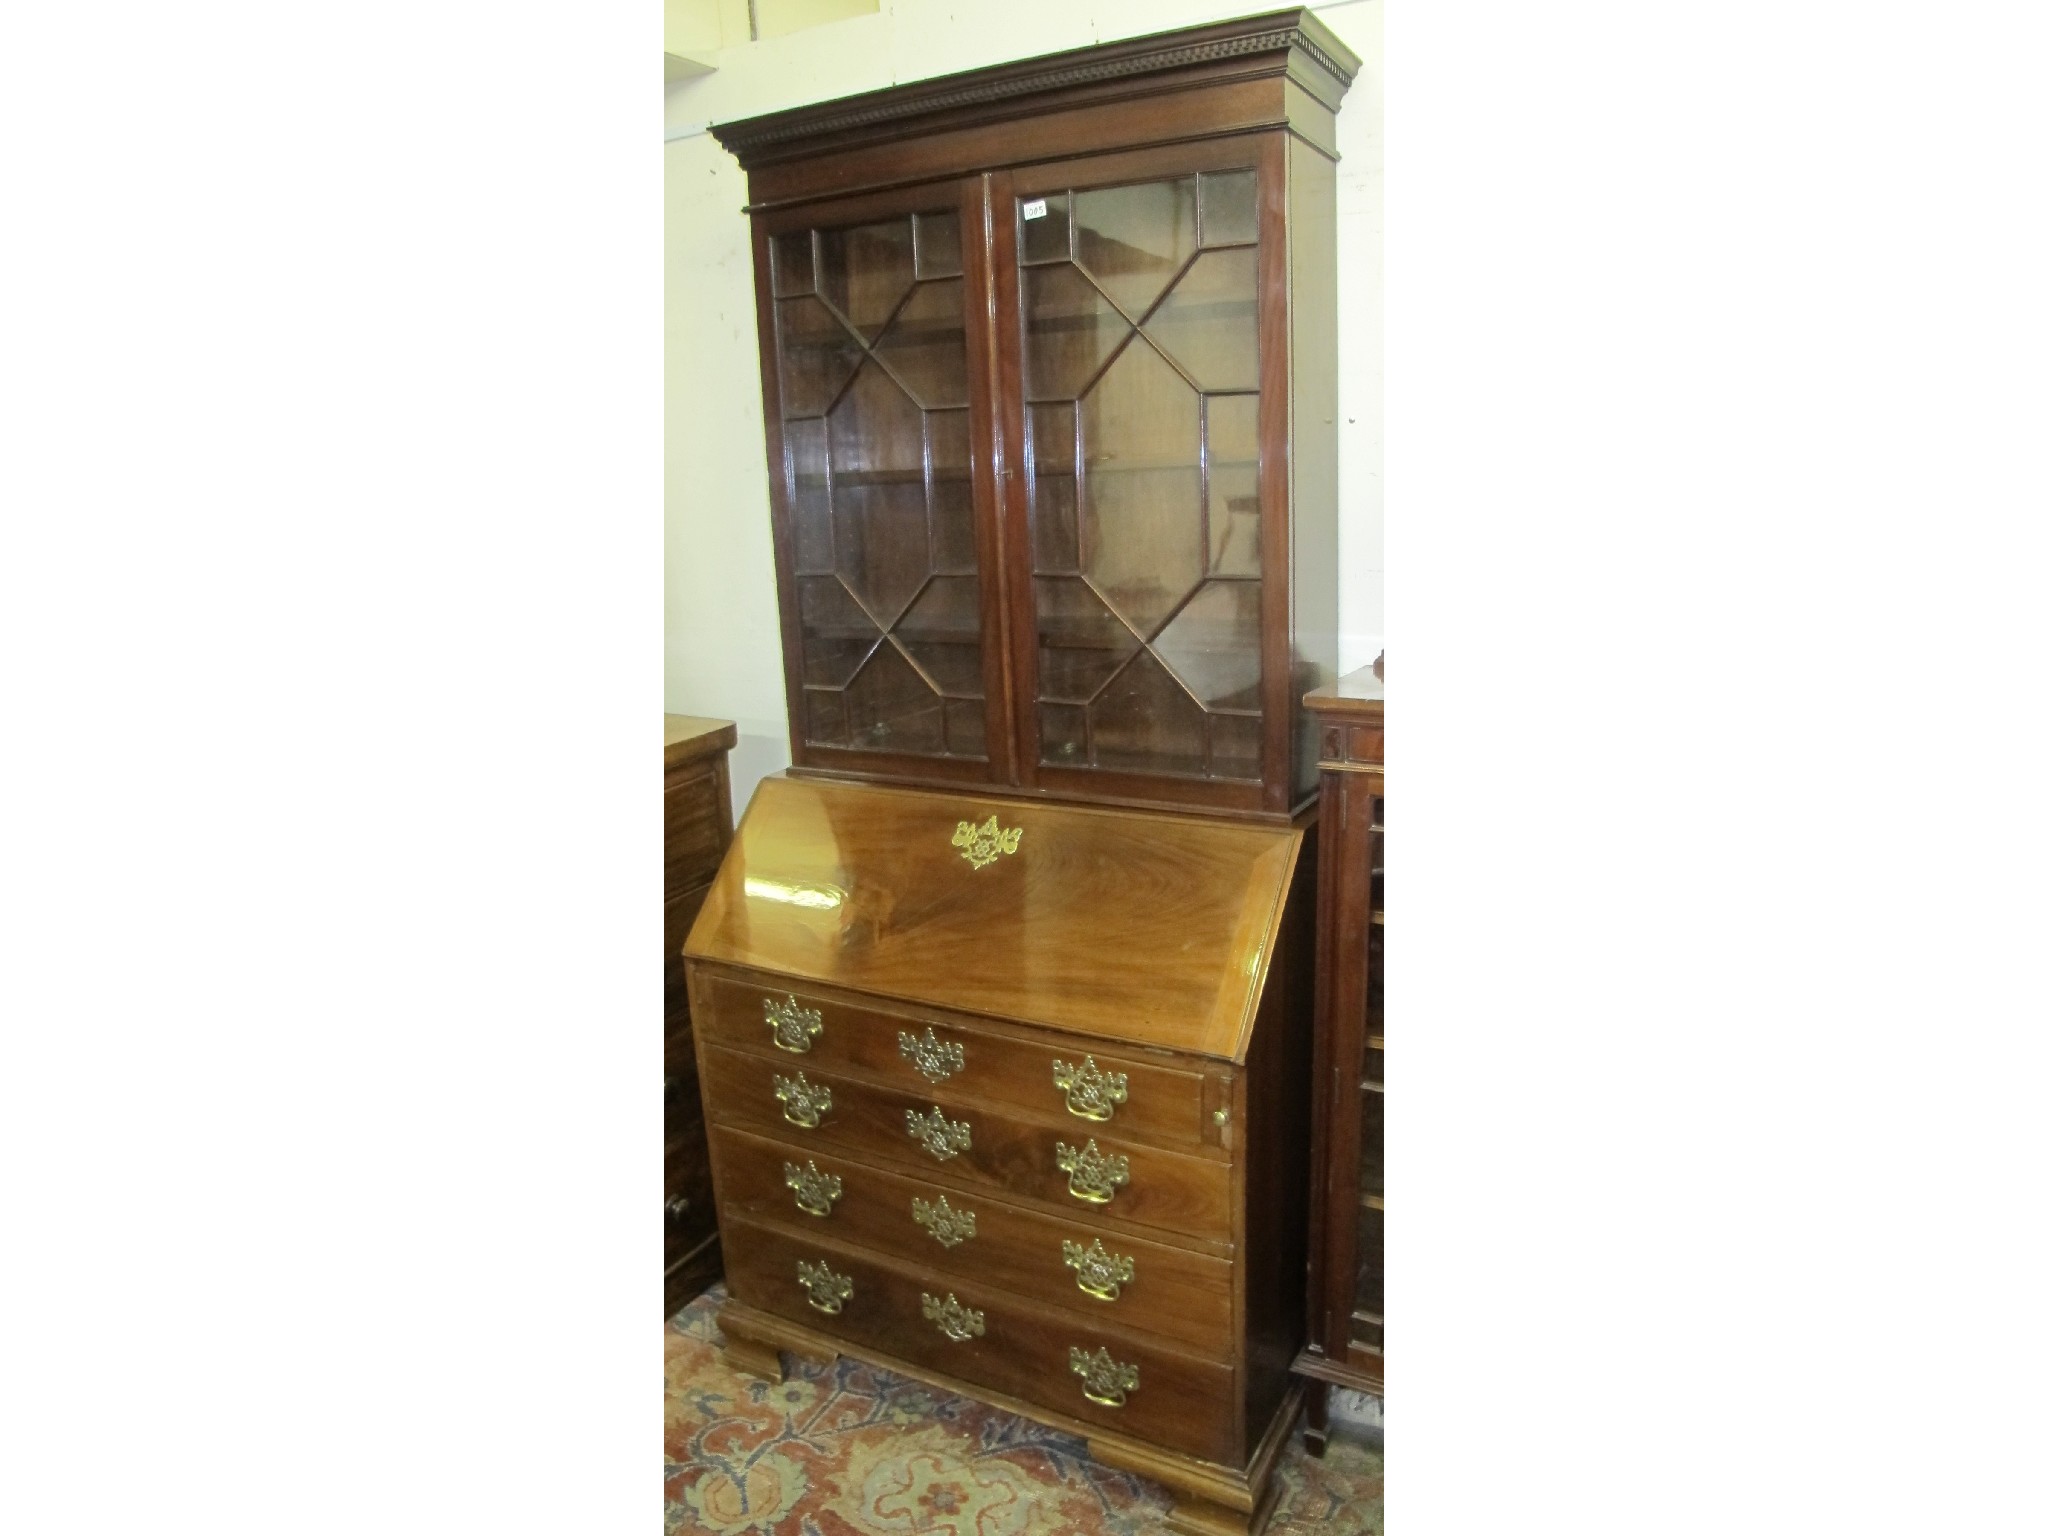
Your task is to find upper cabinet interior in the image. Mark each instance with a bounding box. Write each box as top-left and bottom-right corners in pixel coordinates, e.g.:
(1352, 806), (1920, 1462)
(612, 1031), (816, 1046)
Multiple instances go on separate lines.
(710, 9), (1357, 820)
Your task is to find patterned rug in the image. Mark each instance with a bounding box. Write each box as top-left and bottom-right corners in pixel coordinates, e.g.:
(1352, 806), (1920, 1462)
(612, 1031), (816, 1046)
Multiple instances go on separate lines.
(665, 1285), (1383, 1535)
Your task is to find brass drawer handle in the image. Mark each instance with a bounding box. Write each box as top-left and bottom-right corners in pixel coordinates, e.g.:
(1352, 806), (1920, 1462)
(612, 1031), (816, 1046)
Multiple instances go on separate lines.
(773, 1071), (831, 1129)
(796, 1258), (852, 1315)
(783, 1159), (842, 1217)
(1052, 1056), (1127, 1121)
(912, 1193), (976, 1248)
(906, 1105), (971, 1162)
(899, 1026), (964, 1084)
(1061, 1237), (1135, 1301)
(1069, 1345), (1139, 1407)
(922, 1292), (985, 1342)
(764, 994), (823, 1054)
(1055, 1139), (1129, 1205)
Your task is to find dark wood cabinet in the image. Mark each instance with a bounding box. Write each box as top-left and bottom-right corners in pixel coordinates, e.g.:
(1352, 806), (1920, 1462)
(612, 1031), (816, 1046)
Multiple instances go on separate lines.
(1292, 664), (1384, 1450)
(711, 8), (1356, 822)
(665, 714), (737, 1315)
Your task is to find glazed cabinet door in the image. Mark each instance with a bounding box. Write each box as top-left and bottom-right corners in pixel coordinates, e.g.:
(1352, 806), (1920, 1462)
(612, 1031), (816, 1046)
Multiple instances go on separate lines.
(753, 181), (1013, 784)
(993, 136), (1290, 816)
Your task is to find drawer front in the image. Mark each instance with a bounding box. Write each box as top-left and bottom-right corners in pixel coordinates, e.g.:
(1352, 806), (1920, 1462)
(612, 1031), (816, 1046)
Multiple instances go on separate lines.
(710, 1126), (1234, 1357)
(665, 765), (727, 894)
(698, 1042), (1234, 1244)
(699, 973), (1213, 1150)
(721, 1213), (1237, 1465)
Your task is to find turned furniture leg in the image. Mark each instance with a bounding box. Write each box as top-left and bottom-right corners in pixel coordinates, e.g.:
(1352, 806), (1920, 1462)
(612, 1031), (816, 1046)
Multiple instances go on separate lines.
(1303, 1376), (1331, 1457)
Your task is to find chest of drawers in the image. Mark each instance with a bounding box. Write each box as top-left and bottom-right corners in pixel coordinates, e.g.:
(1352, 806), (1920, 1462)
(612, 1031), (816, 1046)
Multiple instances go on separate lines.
(683, 776), (1316, 1535)
(665, 714), (737, 1314)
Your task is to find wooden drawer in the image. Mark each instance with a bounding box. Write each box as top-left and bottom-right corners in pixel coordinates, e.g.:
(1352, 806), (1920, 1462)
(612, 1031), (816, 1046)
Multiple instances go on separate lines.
(698, 972), (1216, 1151)
(709, 1125), (1234, 1357)
(721, 1212), (1237, 1464)
(665, 765), (727, 895)
(697, 1042), (1233, 1243)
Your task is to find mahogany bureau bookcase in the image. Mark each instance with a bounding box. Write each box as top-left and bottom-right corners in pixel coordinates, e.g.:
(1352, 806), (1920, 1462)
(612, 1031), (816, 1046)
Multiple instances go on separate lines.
(686, 13), (1358, 1533)
(664, 714), (737, 1314)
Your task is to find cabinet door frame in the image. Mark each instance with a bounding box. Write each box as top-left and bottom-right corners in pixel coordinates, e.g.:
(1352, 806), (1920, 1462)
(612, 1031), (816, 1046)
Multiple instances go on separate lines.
(748, 176), (1019, 787)
(990, 131), (1294, 818)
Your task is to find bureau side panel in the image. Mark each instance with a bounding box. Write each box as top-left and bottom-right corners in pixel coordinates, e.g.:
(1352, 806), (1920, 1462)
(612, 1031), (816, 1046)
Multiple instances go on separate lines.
(1239, 827), (1317, 1444)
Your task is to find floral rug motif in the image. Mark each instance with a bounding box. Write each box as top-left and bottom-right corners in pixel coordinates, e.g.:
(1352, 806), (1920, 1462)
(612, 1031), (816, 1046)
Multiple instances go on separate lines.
(665, 1286), (1383, 1535)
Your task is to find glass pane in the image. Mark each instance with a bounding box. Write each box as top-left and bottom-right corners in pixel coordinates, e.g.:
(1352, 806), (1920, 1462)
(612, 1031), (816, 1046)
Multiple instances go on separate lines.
(829, 362), (929, 628)
(1198, 169), (1258, 247)
(896, 576), (984, 698)
(1153, 580), (1262, 710)
(1022, 264), (1127, 400)
(874, 278), (968, 408)
(1146, 248), (1259, 391)
(925, 409), (976, 574)
(1019, 191), (1069, 265)
(843, 642), (944, 754)
(1210, 713), (1261, 779)
(944, 699), (986, 759)
(1080, 337), (1203, 636)
(1029, 402), (1078, 574)
(1074, 177), (1196, 319)
(1090, 650), (1205, 776)
(804, 688), (848, 748)
(1034, 576), (1137, 704)
(776, 296), (862, 418)
(771, 231), (815, 296)
(914, 211), (962, 278)
(1205, 394), (1260, 576)
(795, 576), (880, 687)
(817, 219), (916, 342)
(786, 418), (833, 573)
(1039, 702), (1087, 765)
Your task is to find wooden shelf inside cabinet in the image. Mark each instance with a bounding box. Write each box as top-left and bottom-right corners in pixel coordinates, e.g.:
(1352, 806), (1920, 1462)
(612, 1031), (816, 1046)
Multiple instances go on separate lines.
(1295, 663), (1384, 1453)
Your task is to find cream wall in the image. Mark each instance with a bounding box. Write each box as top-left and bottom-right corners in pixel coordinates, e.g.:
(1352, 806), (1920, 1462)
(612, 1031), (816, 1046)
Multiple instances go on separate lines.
(665, 0), (1382, 815)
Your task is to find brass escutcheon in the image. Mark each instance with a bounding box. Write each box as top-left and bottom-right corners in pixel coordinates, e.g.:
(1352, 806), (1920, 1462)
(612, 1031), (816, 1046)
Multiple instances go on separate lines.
(911, 1193), (977, 1249)
(898, 1026), (965, 1085)
(906, 1105), (971, 1162)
